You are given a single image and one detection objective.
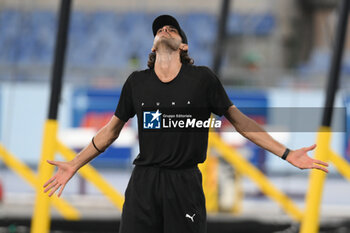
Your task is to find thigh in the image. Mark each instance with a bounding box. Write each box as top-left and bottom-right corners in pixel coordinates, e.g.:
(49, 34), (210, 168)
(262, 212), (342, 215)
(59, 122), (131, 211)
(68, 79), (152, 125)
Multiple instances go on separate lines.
(162, 168), (207, 233)
(119, 167), (163, 233)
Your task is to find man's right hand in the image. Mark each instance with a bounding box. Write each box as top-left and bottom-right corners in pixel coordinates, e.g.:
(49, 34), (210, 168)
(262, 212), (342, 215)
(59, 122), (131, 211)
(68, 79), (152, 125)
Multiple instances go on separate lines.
(43, 115), (125, 198)
(43, 160), (77, 197)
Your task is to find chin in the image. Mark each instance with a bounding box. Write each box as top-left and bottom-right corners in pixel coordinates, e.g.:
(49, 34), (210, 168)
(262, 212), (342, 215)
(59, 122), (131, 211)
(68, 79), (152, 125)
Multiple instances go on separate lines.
(155, 38), (180, 51)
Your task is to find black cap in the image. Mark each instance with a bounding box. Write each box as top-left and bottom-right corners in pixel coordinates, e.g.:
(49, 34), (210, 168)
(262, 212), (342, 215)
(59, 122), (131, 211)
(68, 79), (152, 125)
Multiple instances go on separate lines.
(152, 15), (188, 44)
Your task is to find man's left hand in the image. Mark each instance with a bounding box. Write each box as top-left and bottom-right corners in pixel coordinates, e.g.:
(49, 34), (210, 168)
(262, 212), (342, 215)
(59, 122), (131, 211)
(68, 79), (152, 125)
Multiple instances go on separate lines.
(286, 144), (329, 173)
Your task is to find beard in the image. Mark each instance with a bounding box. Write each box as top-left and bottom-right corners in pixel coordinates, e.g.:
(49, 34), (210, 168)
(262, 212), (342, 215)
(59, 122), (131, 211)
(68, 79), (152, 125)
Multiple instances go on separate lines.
(154, 37), (181, 51)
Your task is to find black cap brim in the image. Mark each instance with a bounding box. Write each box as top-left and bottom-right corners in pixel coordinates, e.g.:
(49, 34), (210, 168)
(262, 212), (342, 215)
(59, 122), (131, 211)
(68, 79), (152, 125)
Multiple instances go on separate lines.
(152, 15), (188, 44)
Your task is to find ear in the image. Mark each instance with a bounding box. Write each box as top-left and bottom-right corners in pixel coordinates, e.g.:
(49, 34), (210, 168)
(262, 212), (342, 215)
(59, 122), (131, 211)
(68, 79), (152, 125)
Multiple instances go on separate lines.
(151, 46), (156, 52)
(180, 43), (188, 52)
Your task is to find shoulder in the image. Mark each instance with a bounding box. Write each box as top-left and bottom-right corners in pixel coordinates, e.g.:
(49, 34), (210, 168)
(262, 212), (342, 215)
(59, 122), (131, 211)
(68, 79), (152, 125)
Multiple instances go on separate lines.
(186, 65), (216, 77)
(128, 68), (152, 79)
(185, 64), (212, 73)
(185, 65), (220, 84)
(125, 68), (153, 84)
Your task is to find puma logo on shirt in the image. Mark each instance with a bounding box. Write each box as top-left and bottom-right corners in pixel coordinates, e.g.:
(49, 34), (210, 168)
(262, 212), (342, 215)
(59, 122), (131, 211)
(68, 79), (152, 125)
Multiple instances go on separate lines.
(185, 213), (195, 222)
(140, 100), (191, 106)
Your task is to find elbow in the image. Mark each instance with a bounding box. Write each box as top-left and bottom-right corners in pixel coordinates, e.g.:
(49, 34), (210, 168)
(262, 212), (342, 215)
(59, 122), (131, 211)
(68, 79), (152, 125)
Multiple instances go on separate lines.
(233, 118), (256, 139)
(100, 126), (120, 147)
(110, 131), (120, 142)
(106, 129), (120, 144)
(235, 124), (248, 138)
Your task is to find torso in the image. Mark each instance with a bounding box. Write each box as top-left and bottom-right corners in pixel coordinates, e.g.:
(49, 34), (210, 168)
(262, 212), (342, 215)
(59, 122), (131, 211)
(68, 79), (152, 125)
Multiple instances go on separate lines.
(116, 64), (232, 168)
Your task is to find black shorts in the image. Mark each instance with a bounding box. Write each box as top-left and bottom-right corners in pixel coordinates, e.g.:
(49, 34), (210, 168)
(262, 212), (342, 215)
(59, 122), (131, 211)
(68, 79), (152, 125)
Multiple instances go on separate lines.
(119, 165), (207, 233)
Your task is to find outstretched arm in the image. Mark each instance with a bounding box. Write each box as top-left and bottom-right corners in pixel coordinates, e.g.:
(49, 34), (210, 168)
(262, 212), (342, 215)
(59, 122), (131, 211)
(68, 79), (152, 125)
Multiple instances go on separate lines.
(224, 105), (329, 173)
(43, 115), (126, 197)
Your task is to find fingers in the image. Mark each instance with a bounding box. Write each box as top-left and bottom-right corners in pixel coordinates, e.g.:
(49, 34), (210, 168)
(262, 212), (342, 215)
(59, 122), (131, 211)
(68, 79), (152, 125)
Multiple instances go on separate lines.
(47, 160), (59, 166)
(44, 180), (65, 198)
(58, 184), (66, 198)
(44, 181), (58, 193)
(305, 144), (317, 151)
(43, 175), (56, 188)
(49, 183), (61, 197)
(313, 159), (329, 167)
(312, 164), (329, 173)
(43, 160), (67, 197)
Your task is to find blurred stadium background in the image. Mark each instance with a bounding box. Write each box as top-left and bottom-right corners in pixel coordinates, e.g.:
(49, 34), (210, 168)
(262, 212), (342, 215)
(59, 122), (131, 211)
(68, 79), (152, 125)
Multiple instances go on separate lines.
(1, 0), (350, 232)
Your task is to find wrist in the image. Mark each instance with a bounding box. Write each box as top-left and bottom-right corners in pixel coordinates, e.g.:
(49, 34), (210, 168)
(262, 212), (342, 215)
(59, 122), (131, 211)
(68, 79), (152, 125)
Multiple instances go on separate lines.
(68, 160), (79, 172)
(281, 148), (291, 160)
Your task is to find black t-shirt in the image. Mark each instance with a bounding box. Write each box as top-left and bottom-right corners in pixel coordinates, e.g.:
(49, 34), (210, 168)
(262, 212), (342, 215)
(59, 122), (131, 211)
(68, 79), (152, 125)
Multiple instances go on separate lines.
(114, 64), (233, 168)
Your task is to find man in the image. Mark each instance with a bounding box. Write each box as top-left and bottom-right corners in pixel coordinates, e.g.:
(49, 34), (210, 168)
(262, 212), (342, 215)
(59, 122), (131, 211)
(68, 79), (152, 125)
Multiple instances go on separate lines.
(44, 15), (329, 233)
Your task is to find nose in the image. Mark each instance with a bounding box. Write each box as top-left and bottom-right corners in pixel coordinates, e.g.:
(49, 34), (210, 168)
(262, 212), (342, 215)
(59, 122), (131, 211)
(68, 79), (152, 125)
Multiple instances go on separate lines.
(161, 26), (169, 32)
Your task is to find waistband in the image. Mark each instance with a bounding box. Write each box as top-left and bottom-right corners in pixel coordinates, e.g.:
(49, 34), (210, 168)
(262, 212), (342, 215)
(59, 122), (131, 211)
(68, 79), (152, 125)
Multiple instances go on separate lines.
(135, 164), (199, 172)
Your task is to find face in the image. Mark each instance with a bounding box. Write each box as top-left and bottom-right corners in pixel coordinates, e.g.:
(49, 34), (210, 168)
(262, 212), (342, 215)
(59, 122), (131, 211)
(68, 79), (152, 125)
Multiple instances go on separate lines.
(152, 25), (188, 52)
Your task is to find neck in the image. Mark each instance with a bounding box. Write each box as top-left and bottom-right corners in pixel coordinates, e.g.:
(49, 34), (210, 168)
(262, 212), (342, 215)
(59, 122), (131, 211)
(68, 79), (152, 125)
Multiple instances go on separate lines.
(154, 46), (182, 81)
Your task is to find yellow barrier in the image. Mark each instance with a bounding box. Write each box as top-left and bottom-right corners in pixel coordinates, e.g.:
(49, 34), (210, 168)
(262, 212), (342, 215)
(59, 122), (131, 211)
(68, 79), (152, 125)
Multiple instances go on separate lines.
(57, 141), (125, 209)
(6, 117), (347, 232)
(0, 144), (80, 220)
(231, 171), (243, 214)
(330, 150), (350, 181)
(199, 152), (219, 212)
(209, 132), (303, 221)
(27, 119), (125, 233)
(0, 120), (126, 233)
(31, 120), (60, 233)
(203, 135), (243, 214)
(300, 127), (350, 233)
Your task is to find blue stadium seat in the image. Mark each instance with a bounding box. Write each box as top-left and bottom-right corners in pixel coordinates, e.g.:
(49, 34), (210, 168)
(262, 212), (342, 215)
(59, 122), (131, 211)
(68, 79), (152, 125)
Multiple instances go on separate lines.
(0, 10), (278, 69)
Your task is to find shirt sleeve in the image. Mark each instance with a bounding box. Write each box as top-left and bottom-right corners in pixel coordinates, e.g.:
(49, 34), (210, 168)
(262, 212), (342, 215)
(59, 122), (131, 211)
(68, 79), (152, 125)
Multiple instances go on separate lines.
(114, 74), (136, 122)
(205, 67), (233, 116)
